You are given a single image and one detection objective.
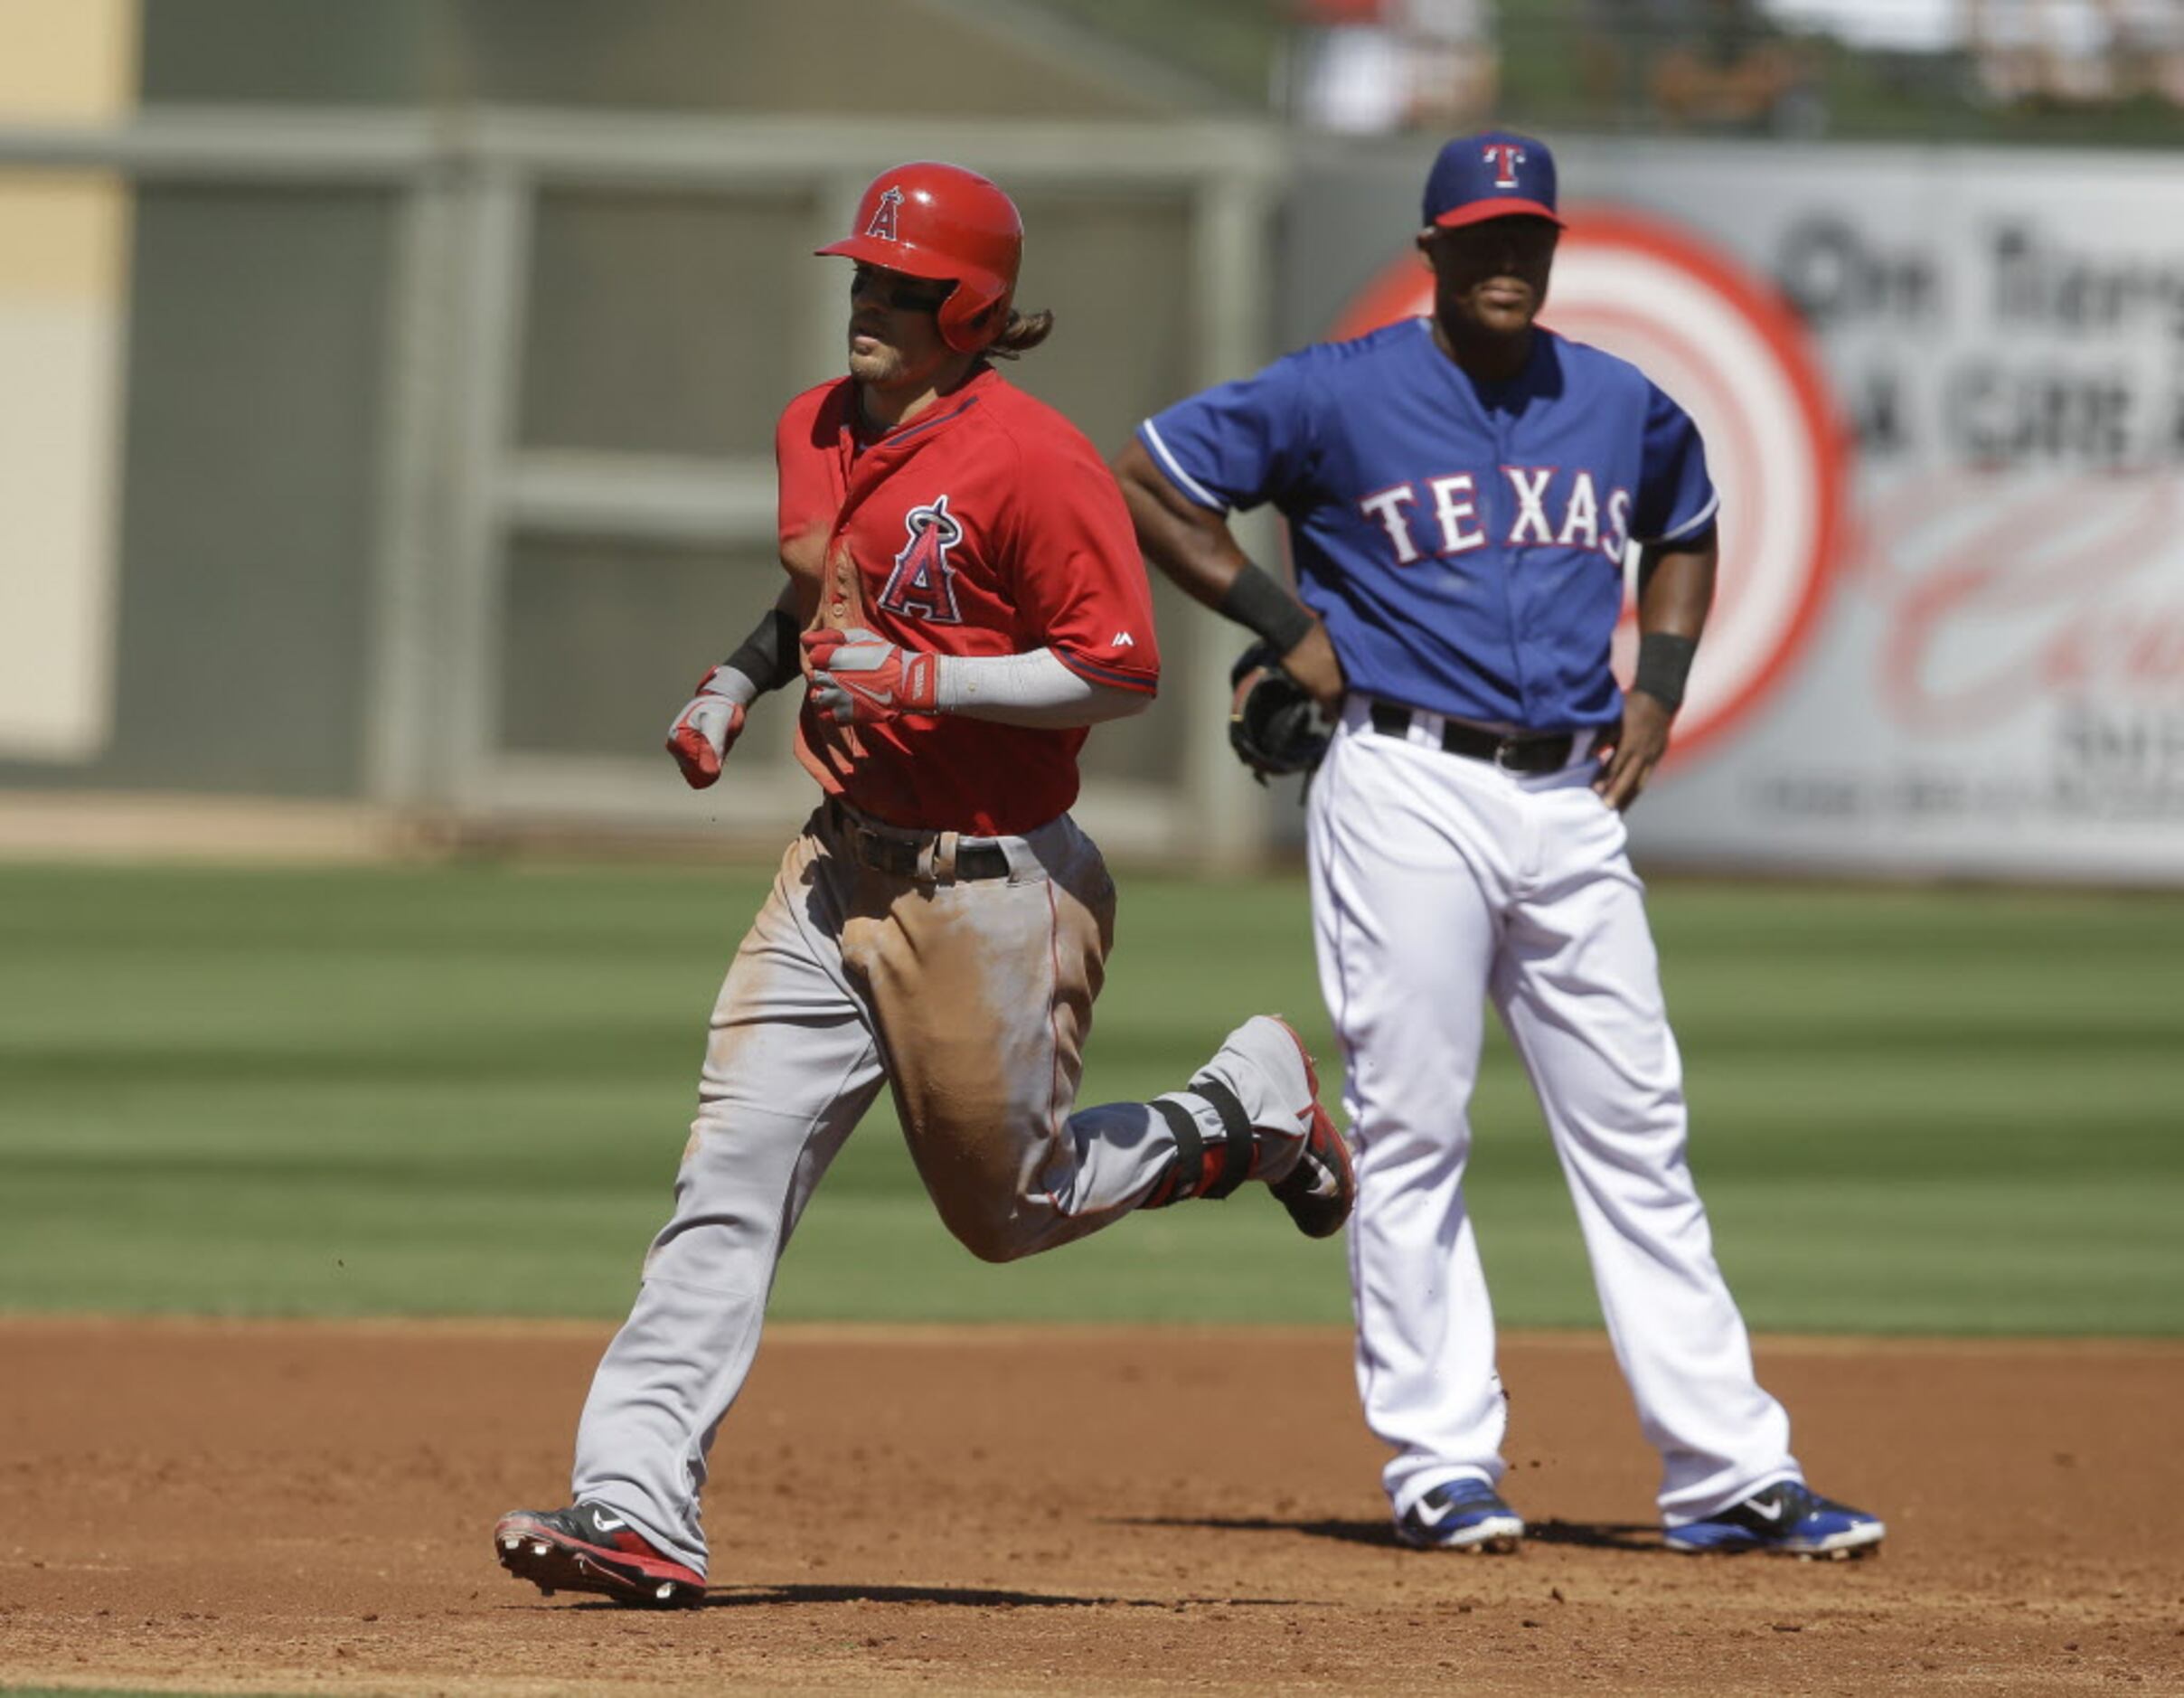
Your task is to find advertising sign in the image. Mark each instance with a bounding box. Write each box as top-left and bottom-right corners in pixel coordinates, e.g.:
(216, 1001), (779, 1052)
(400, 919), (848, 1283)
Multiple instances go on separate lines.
(1332, 206), (1844, 769)
(1312, 145), (2184, 882)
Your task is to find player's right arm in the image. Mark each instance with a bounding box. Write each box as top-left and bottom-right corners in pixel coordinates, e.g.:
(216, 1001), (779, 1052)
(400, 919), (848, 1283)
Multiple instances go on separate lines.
(1113, 438), (1343, 712)
(664, 387), (837, 788)
(664, 583), (805, 789)
(1114, 358), (1344, 712)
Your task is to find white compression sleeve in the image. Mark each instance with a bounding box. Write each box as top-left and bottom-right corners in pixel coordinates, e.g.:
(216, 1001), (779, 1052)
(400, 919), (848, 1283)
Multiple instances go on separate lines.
(710, 665), (759, 707)
(932, 647), (1147, 728)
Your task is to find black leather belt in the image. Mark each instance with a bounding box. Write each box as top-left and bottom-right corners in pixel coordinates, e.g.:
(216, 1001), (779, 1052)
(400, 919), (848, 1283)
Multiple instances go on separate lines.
(830, 805), (1012, 882)
(1368, 702), (1579, 774)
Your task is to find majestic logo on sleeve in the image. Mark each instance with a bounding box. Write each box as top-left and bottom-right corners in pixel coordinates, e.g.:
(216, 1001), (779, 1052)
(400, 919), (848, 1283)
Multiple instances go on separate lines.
(865, 186), (905, 242)
(1483, 143), (1526, 189)
(878, 494), (965, 623)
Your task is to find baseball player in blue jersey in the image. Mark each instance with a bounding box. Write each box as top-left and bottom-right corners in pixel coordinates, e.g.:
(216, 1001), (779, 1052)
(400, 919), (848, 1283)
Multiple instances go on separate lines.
(1116, 131), (1884, 1559)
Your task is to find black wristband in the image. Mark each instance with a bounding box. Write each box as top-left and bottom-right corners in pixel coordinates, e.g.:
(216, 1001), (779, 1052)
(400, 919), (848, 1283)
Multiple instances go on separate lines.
(1633, 632), (1698, 711)
(1218, 561), (1317, 655)
(723, 608), (800, 696)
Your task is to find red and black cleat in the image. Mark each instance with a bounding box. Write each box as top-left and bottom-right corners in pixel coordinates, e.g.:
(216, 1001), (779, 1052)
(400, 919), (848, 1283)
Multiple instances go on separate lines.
(1266, 1018), (1356, 1240)
(494, 1504), (704, 1608)
(1142, 1014), (1357, 1239)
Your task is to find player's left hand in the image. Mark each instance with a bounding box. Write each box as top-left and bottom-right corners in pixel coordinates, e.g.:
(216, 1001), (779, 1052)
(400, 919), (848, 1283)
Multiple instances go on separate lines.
(1593, 692), (1674, 813)
(802, 627), (939, 725)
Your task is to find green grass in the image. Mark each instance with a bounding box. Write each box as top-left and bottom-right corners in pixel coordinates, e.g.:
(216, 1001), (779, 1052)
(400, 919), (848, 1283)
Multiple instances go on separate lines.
(1, 863), (2179, 1335)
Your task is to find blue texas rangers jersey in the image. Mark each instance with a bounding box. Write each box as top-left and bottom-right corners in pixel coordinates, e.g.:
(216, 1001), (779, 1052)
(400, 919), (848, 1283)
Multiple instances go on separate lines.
(1138, 319), (1719, 730)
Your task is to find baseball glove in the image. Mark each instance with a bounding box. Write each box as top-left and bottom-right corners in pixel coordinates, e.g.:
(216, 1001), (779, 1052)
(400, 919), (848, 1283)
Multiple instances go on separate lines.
(1228, 642), (1330, 783)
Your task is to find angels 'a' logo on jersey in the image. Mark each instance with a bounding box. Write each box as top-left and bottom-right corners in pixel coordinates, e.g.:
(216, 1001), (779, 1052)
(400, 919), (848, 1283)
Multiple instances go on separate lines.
(878, 494), (965, 623)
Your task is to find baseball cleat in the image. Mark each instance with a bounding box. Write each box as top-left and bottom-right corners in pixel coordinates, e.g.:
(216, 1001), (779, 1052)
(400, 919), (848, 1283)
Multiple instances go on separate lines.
(493, 1503), (705, 1607)
(1662, 1480), (1885, 1559)
(1144, 1014), (1356, 1235)
(1396, 1479), (1525, 1552)
(1263, 1017), (1356, 1240)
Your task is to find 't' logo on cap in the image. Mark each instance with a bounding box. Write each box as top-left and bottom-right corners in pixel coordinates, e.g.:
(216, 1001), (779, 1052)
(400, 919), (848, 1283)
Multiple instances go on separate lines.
(1422, 130), (1564, 231)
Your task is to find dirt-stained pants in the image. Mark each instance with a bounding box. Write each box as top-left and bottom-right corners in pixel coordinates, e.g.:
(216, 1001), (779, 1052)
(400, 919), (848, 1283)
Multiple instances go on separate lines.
(569, 804), (1178, 1574)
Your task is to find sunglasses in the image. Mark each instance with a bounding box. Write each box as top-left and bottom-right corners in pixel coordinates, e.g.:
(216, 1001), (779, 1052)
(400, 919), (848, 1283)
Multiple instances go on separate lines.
(850, 265), (953, 314)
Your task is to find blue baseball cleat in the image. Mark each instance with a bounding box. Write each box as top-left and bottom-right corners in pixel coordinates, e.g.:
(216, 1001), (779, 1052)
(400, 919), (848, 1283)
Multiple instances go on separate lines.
(1663, 1480), (1885, 1559)
(1395, 1478), (1526, 1552)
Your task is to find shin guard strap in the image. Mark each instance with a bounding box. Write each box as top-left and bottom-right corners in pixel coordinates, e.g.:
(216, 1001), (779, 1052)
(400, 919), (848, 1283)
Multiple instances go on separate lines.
(1149, 1097), (1205, 1206)
(1191, 1078), (1257, 1201)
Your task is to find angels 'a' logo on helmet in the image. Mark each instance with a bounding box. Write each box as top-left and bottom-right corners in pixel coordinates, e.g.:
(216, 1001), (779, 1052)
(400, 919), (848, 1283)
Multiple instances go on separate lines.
(879, 494), (965, 623)
(865, 186), (905, 242)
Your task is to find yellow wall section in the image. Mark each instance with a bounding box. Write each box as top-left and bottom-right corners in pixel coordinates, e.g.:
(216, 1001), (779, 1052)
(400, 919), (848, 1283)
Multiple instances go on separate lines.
(0, 0), (138, 761)
(0, 0), (139, 117)
(0, 0), (137, 294)
(0, 175), (129, 296)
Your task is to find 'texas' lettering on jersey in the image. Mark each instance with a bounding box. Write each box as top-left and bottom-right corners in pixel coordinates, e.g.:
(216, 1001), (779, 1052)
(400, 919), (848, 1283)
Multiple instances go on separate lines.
(1357, 467), (1633, 567)
(879, 493), (965, 623)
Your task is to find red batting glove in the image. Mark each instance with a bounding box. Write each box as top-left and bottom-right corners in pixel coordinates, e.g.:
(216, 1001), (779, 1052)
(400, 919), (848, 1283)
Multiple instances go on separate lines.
(664, 665), (750, 789)
(801, 627), (939, 725)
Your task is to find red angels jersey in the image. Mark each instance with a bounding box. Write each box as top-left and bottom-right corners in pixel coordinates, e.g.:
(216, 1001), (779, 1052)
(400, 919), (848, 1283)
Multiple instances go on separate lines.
(776, 365), (1160, 835)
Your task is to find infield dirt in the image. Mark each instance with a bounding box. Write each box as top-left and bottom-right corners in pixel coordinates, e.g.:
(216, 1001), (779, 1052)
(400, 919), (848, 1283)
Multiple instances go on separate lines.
(0, 1319), (2177, 1695)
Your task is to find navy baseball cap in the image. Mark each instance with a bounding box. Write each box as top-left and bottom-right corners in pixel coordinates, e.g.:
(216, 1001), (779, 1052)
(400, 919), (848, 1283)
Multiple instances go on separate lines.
(1422, 131), (1565, 231)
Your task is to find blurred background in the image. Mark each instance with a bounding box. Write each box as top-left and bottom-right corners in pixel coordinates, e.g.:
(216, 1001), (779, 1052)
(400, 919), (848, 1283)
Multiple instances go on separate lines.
(1, 1), (2179, 1331)
(5, 0), (2182, 876)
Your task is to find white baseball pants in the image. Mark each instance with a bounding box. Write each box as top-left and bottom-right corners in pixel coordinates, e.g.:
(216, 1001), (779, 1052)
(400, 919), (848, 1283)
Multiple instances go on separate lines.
(564, 803), (1304, 1575)
(570, 807), (1171, 1573)
(1306, 698), (1798, 1523)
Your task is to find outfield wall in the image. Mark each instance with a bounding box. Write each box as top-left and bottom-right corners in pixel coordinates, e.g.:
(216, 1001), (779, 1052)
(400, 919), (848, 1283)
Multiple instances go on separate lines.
(0, 4), (135, 767)
(3, 99), (2180, 883)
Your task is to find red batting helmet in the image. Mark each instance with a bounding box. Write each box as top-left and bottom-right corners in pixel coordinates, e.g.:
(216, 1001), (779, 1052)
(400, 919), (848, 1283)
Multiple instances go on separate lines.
(817, 162), (1022, 354)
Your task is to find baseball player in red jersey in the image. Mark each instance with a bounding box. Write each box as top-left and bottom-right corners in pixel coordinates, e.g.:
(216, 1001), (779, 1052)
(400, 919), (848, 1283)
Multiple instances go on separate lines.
(493, 163), (1356, 1608)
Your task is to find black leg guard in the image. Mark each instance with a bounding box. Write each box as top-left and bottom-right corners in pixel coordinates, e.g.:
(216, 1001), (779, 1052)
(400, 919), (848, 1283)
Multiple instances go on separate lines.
(1140, 1080), (1260, 1208)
